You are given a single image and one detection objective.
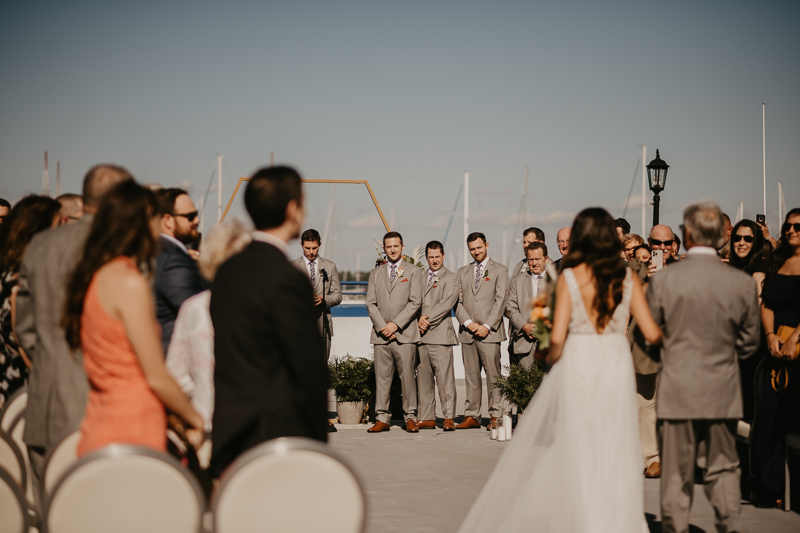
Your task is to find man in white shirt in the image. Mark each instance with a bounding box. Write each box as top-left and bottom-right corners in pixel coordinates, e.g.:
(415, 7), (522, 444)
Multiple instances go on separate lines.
(291, 229), (342, 359)
(506, 242), (549, 368)
(455, 232), (509, 430)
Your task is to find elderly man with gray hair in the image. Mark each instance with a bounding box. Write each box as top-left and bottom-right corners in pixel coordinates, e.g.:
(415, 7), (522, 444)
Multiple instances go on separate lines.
(643, 201), (760, 533)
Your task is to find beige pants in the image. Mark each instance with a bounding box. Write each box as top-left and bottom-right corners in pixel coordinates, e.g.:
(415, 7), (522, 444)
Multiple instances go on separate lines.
(462, 341), (502, 419)
(374, 342), (418, 423)
(636, 372), (659, 468)
(417, 344), (457, 420)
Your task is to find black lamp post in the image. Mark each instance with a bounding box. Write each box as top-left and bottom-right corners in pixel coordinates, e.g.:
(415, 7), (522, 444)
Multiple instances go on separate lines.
(646, 149), (670, 226)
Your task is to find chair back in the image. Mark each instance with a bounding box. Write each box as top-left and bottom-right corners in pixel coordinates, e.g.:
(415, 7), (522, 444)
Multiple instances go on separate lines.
(0, 431), (26, 491)
(0, 388), (27, 433)
(41, 425), (82, 502)
(0, 467), (28, 533)
(211, 437), (365, 533)
(43, 444), (205, 533)
(8, 413), (34, 503)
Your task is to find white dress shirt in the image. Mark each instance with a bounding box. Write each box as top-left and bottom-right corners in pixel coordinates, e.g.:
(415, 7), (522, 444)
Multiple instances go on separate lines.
(303, 255), (318, 279)
(251, 231), (292, 260)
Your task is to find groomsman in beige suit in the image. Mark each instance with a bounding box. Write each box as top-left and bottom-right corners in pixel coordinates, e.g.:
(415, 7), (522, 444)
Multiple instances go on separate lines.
(455, 232), (509, 430)
(510, 227), (545, 279)
(291, 229), (342, 359)
(506, 242), (549, 369)
(417, 241), (460, 431)
(366, 231), (424, 433)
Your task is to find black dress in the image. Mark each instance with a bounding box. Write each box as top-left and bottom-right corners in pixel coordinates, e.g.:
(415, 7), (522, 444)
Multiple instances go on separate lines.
(0, 270), (28, 409)
(748, 273), (800, 503)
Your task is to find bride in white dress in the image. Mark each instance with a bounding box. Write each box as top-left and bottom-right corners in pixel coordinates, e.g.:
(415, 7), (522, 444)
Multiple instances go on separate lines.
(458, 208), (662, 533)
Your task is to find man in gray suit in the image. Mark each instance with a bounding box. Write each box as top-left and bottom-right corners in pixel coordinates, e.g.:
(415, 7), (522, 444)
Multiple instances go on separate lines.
(16, 164), (132, 499)
(510, 226), (545, 279)
(366, 231), (424, 433)
(291, 228), (342, 359)
(455, 232), (509, 430)
(417, 241), (459, 431)
(645, 202), (760, 533)
(506, 242), (549, 369)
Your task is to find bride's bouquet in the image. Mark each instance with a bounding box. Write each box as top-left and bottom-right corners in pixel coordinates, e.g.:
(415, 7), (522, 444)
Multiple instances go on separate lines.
(528, 263), (559, 352)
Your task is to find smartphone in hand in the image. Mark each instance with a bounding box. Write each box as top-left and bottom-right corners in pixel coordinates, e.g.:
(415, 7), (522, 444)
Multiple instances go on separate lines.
(756, 214), (766, 225)
(652, 249), (664, 271)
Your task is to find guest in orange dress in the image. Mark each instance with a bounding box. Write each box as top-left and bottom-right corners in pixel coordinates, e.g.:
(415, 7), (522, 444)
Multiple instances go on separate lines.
(62, 180), (204, 457)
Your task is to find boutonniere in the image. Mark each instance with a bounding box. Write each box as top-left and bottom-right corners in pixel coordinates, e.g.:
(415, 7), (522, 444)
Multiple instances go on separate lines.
(484, 271), (491, 281)
(396, 268), (404, 278)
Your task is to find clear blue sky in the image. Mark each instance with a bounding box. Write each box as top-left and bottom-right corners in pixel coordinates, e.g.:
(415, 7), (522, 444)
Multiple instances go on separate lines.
(2, 1), (797, 271)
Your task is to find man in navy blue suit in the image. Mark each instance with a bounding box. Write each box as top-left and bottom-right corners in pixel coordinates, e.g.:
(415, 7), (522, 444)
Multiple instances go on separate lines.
(154, 188), (209, 353)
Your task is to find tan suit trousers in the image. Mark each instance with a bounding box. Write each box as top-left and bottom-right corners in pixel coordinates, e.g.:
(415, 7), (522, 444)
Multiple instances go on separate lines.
(637, 372), (659, 468)
(462, 341), (502, 419)
(374, 342), (417, 423)
(417, 344), (457, 420)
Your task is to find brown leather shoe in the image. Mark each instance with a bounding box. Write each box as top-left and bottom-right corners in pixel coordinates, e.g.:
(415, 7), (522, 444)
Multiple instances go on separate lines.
(406, 419), (420, 433)
(485, 416), (498, 431)
(417, 419), (436, 429)
(443, 418), (456, 431)
(367, 421), (390, 433)
(455, 416), (481, 429)
(644, 461), (661, 478)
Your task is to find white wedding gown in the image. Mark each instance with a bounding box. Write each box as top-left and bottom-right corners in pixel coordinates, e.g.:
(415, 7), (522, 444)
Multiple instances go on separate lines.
(458, 268), (647, 533)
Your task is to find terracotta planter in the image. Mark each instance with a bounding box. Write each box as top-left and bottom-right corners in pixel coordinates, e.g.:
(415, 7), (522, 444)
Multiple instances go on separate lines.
(336, 401), (366, 425)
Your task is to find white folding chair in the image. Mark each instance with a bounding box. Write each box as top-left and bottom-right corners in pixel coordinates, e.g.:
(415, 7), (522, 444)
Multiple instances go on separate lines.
(43, 444), (205, 533)
(0, 387), (27, 433)
(41, 424), (82, 502)
(8, 413), (35, 505)
(784, 432), (800, 512)
(211, 437), (366, 533)
(0, 466), (29, 533)
(0, 431), (26, 492)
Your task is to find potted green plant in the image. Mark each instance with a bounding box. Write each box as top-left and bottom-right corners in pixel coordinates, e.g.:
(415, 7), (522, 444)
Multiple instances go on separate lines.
(493, 361), (545, 416)
(329, 355), (374, 425)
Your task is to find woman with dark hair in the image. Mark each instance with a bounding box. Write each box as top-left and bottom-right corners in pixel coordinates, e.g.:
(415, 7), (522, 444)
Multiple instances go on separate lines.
(458, 208), (662, 533)
(0, 195), (61, 408)
(748, 208), (800, 507)
(63, 181), (204, 457)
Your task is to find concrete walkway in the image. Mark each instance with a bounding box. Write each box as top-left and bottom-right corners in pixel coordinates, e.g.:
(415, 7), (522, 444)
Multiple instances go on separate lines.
(328, 380), (800, 532)
(329, 426), (800, 533)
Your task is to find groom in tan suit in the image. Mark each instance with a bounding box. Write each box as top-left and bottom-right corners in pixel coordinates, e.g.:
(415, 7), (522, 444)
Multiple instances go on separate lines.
(506, 242), (549, 369)
(366, 231), (424, 433)
(455, 232), (509, 430)
(291, 229), (342, 359)
(417, 241), (460, 431)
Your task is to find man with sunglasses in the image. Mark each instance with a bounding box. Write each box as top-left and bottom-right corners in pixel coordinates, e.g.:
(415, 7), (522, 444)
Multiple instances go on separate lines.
(154, 188), (209, 353)
(647, 224), (680, 277)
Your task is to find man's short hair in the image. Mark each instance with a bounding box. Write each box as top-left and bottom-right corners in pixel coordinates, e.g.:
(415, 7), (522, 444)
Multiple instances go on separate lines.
(722, 213), (731, 226)
(383, 231), (403, 246)
(467, 232), (487, 245)
(0, 198), (10, 209)
(301, 229), (321, 244)
(684, 202), (725, 249)
(522, 227), (545, 242)
(156, 188), (188, 217)
(244, 166), (303, 230)
(425, 240), (444, 255)
(526, 241), (548, 257)
(614, 218), (631, 235)
(56, 193), (83, 218)
(83, 164), (133, 208)
(673, 233), (681, 248)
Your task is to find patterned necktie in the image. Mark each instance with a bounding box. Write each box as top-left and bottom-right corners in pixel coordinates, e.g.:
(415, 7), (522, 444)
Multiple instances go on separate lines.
(533, 274), (542, 296)
(427, 270), (434, 289)
(309, 260), (316, 286)
(474, 263), (483, 290)
(390, 263), (397, 284)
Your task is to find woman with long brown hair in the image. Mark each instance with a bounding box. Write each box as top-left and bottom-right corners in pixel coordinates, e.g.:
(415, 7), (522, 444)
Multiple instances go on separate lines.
(458, 208), (662, 533)
(0, 195), (61, 408)
(63, 180), (204, 457)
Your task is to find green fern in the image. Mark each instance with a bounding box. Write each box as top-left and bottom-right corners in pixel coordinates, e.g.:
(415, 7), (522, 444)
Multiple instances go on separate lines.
(329, 355), (374, 402)
(493, 362), (546, 412)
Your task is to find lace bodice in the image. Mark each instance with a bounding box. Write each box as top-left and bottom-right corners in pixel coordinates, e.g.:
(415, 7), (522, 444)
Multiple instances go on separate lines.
(562, 268), (633, 335)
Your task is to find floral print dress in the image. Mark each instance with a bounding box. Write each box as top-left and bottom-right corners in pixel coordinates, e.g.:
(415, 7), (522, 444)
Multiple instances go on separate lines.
(0, 270), (28, 409)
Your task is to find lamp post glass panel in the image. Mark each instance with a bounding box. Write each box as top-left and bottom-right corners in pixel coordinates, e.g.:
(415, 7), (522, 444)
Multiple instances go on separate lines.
(646, 149), (670, 225)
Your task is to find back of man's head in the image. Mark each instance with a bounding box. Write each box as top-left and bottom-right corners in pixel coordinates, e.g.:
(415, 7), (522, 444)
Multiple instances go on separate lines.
(245, 166), (303, 230)
(684, 202), (725, 249)
(83, 164), (133, 211)
(56, 194), (84, 219)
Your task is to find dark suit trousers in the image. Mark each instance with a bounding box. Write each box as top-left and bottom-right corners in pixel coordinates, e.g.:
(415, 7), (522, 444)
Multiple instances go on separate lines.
(658, 419), (744, 533)
(374, 342), (417, 423)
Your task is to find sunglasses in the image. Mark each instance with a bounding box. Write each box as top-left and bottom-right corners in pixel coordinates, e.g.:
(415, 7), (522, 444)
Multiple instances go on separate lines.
(173, 211), (199, 220)
(783, 222), (800, 234)
(648, 239), (673, 247)
(732, 234), (754, 243)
